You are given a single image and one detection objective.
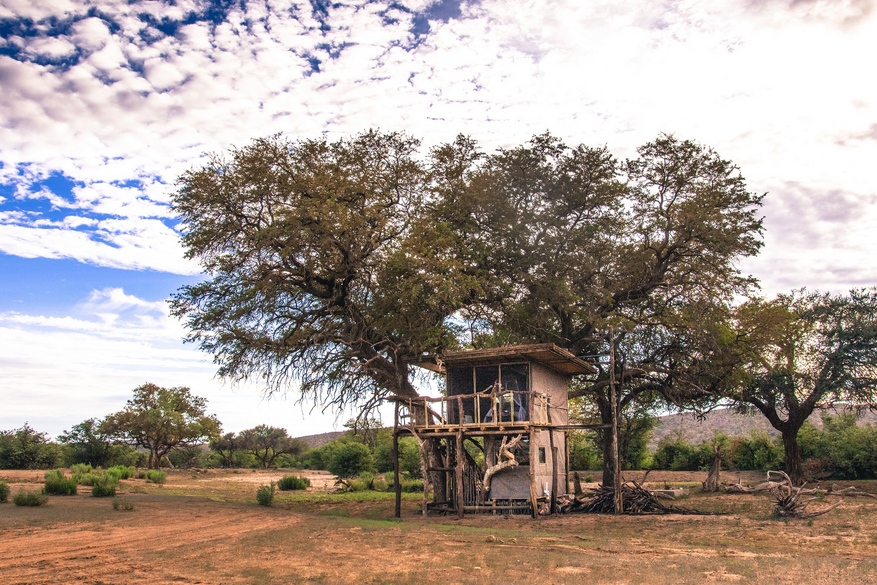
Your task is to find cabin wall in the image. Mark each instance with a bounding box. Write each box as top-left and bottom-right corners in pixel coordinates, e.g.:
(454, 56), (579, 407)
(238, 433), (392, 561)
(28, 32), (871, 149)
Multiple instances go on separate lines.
(530, 363), (570, 426)
(530, 428), (567, 497)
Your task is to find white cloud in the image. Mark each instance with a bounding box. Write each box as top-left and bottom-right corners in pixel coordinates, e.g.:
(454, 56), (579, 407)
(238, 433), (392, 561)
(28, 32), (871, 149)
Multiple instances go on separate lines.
(0, 0), (874, 291)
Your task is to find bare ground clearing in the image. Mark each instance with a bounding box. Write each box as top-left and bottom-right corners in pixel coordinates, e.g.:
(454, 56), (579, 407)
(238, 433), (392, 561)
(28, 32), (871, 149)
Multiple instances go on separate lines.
(2, 469), (877, 584)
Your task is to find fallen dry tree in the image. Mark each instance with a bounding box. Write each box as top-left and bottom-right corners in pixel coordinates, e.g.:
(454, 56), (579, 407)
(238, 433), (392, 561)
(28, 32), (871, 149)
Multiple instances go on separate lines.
(559, 481), (716, 515)
(766, 471), (843, 519)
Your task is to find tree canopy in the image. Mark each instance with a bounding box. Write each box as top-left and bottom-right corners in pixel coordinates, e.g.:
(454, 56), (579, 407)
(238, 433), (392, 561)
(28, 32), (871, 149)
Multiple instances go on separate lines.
(101, 383), (220, 469)
(171, 131), (474, 416)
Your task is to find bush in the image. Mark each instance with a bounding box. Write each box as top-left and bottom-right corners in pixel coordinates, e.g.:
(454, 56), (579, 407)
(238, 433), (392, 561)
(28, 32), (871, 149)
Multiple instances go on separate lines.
(0, 480), (9, 502)
(71, 463), (93, 475)
(91, 476), (117, 497)
(14, 490), (48, 506)
(277, 475), (310, 491)
(43, 469), (78, 495)
(108, 465), (135, 480)
(112, 496), (134, 511)
(256, 483), (275, 506)
(145, 470), (166, 485)
(73, 472), (101, 486)
(328, 442), (374, 479)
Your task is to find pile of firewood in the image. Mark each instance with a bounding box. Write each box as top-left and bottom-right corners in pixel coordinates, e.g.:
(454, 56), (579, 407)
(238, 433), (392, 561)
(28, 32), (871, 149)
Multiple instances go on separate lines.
(559, 481), (713, 515)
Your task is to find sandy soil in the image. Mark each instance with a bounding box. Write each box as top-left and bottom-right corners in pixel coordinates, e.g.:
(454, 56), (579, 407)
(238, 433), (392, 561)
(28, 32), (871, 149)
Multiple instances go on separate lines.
(2, 469), (877, 584)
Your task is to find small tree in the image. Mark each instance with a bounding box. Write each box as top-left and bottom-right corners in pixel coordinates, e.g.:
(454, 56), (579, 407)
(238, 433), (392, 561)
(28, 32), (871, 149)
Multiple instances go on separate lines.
(58, 418), (115, 468)
(727, 289), (877, 484)
(240, 425), (304, 468)
(0, 423), (62, 470)
(101, 383), (220, 469)
(210, 432), (244, 468)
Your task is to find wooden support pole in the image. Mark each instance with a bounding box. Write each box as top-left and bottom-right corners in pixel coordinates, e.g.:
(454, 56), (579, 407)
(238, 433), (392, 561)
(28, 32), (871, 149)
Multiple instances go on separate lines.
(393, 402), (401, 519)
(529, 431), (538, 518)
(551, 444), (559, 515)
(455, 430), (464, 518)
(609, 326), (623, 515)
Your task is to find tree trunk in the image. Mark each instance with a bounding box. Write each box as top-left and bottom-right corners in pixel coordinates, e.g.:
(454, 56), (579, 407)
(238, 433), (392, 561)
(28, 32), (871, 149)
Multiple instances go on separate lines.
(702, 445), (722, 492)
(781, 428), (805, 486)
(596, 394), (619, 489)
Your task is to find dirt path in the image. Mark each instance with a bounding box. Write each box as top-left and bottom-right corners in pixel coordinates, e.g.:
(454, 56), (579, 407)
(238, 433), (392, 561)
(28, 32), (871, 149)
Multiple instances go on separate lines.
(3, 469), (877, 584)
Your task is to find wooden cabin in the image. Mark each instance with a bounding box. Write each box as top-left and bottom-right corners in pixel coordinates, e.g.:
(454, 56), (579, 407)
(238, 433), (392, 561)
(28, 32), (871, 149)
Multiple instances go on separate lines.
(392, 344), (596, 517)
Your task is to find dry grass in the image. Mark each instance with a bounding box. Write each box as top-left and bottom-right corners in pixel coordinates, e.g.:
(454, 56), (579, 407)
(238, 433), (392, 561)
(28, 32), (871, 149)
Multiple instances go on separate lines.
(1, 469), (876, 584)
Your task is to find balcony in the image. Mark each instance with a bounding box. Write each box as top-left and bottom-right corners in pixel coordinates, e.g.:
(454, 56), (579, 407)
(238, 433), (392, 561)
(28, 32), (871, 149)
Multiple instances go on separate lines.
(396, 390), (551, 431)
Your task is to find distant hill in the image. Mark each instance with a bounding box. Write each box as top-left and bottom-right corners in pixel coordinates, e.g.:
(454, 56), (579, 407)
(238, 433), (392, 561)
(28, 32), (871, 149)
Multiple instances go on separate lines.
(294, 431), (346, 449)
(293, 407), (877, 451)
(649, 406), (877, 448)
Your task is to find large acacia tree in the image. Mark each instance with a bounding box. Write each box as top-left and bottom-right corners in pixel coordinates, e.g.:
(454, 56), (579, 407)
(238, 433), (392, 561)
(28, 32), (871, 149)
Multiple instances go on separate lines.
(430, 133), (764, 485)
(171, 131), (474, 414)
(726, 289), (877, 484)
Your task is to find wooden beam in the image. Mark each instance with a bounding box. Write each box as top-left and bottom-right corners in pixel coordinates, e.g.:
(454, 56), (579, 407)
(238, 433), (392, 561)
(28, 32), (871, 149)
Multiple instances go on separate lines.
(393, 401), (401, 519)
(456, 430), (464, 519)
(529, 431), (538, 518)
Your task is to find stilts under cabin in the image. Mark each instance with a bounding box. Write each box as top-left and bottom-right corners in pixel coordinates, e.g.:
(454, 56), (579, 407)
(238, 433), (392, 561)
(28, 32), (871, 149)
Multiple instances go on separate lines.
(391, 344), (597, 518)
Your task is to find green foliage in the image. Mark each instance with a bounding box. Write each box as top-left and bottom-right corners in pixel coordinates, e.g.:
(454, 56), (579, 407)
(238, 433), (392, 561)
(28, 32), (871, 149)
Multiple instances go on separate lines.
(726, 431), (783, 471)
(71, 463), (93, 474)
(100, 383), (221, 469)
(277, 475), (310, 491)
(43, 469), (78, 495)
(91, 475), (117, 497)
(107, 465), (134, 480)
(58, 418), (115, 468)
(73, 472), (101, 486)
(145, 470), (166, 485)
(14, 490), (48, 506)
(256, 482), (275, 506)
(240, 425), (304, 468)
(568, 431), (603, 471)
(167, 444), (208, 469)
(372, 431), (422, 478)
(0, 480), (9, 502)
(0, 423), (63, 469)
(328, 441), (374, 479)
(112, 496), (134, 511)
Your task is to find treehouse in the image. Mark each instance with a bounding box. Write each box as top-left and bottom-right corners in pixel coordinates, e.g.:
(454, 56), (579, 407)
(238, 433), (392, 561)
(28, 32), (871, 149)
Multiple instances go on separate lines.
(392, 344), (597, 517)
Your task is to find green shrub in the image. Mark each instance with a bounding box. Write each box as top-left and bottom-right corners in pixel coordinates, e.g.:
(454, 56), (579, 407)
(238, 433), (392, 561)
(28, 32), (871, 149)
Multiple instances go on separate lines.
(328, 442), (374, 479)
(0, 480), (9, 502)
(73, 472), (101, 486)
(43, 469), (78, 495)
(108, 465), (134, 480)
(256, 483), (275, 506)
(137, 469), (148, 479)
(112, 496), (134, 511)
(71, 463), (93, 475)
(104, 468), (122, 483)
(91, 476), (117, 497)
(14, 490), (48, 506)
(145, 470), (166, 485)
(277, 475), (310, 491)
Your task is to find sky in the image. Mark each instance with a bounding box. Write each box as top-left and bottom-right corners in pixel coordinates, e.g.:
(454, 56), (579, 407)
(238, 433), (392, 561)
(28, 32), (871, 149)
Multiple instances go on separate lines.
(1, 0), (875, 439)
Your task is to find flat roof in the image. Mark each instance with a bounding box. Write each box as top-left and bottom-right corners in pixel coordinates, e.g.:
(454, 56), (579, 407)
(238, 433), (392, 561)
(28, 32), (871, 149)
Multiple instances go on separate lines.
(442, 343), (597, 375)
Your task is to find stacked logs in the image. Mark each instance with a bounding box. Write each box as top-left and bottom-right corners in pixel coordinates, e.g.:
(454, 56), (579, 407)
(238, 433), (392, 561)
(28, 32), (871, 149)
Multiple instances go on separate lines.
(559, 481), (713, 515)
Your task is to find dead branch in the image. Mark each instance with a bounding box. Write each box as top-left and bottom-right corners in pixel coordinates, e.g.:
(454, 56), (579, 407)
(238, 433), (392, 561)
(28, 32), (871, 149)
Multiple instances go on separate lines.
(560, 481), (716, 515)
(482, 434), (523, 494)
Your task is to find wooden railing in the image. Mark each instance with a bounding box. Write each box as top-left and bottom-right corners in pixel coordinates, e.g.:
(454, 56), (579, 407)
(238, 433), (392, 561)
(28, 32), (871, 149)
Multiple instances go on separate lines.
(398, 391), (550, 429)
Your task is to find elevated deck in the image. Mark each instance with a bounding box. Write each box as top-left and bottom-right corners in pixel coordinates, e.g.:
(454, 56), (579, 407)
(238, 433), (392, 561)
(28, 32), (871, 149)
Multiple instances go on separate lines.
(395, 390), (551, 433)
